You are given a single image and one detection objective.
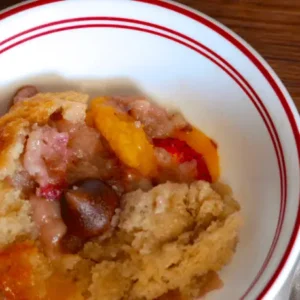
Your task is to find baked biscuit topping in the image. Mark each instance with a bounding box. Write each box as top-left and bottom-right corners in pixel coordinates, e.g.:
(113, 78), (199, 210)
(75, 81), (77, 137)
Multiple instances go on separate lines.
(0, 87), (241, 300)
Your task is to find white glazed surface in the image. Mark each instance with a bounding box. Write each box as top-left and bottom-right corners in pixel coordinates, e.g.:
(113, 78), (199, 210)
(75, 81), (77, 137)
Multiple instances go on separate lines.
(0, 1), (299, 299)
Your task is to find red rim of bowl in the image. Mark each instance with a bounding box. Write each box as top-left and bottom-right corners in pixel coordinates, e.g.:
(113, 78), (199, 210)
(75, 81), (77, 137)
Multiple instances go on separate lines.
(0, 1), (299, 299)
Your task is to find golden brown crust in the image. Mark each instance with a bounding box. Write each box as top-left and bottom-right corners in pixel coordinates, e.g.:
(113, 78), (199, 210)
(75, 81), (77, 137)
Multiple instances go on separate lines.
(0, 182), (37, 248)
(87, 181), (241, 300)
(6, 91), (89, 126)
(0, 119), (29, 180)
(0, 91), (89, 180)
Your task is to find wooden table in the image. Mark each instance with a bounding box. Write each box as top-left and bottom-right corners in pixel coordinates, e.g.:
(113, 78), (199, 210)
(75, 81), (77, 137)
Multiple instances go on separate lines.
(1, 0), (300, 111)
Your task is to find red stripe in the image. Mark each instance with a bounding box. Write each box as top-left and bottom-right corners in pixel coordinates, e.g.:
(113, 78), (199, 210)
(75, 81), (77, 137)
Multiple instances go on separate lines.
(0, 0), (62, 20)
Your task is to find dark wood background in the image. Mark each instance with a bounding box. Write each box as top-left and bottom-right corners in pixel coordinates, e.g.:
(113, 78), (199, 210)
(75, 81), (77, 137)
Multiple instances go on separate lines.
(1, 0), (300, 111)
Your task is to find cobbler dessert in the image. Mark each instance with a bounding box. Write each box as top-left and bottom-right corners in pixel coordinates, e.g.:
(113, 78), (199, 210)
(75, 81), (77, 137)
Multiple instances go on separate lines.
(0, 86), (241, 300)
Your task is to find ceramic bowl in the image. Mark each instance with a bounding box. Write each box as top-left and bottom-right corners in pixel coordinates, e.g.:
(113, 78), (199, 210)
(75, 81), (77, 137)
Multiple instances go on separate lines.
(0, 1), (299, 299)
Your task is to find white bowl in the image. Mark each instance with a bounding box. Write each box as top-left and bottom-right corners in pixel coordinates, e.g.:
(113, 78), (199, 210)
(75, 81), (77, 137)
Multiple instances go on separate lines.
(0, 1), (299, 299)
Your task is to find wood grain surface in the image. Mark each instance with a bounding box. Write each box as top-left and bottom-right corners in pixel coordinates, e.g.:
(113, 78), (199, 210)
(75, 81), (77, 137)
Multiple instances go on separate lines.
(1, 0), (300, 111)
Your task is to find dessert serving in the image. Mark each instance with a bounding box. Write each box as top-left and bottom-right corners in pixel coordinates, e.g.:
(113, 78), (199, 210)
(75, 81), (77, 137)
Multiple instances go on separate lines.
(0, 86), (241, 300)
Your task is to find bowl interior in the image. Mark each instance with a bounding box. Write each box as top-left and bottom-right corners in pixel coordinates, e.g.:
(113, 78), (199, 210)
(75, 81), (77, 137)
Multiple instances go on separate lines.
(0, 1), (299, 299)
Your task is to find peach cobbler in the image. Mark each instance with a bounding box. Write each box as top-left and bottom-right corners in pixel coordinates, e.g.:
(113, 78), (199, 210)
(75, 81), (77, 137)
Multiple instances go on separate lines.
(0, 86), (241, 300)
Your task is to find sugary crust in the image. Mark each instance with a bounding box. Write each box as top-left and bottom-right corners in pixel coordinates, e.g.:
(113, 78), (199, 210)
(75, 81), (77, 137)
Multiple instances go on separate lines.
(0, 183), (37, 249)
(0, 92), (88, 180)
(7, 91), (89, 125)
(87, 181), (241, 300)
(0, 119), (29, 180)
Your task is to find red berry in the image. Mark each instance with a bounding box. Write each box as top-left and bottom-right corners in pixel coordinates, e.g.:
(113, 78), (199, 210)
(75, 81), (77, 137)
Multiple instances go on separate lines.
(153, 138), (212, 182)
